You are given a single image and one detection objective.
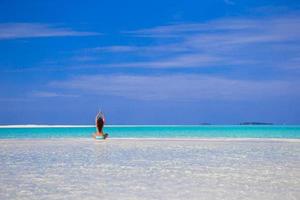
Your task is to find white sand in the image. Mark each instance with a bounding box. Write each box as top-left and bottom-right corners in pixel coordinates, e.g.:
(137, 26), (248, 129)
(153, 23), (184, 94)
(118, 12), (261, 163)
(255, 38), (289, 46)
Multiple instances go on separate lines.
(0, 139), (299, 200)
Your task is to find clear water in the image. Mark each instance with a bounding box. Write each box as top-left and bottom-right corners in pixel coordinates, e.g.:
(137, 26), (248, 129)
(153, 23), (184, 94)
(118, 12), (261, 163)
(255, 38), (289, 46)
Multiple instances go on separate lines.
(0, 125), (300, 139)
(1, 139), (299, 200)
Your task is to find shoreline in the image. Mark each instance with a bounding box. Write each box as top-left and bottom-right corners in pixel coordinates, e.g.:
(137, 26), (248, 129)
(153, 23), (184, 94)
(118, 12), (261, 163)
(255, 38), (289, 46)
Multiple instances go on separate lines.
(1, 137), (300, 142)
(1, 124), (300, 128)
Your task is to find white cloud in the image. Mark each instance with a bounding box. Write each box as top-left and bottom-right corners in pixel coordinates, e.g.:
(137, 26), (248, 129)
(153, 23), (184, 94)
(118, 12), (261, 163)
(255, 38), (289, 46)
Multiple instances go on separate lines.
(90, 45), (139, 52)
(49, 74), (300, 101)
(123, 19), (260, 37)
(33, 91), (78, 98)
(0, 23), (99, 40)
(6, 14), (300, 73)
(224, 0), (235, 5)
(103, 54), (222, 68)
(75, 14), (300, 70)
(88, 44), (191, 54)
(126, 15), (300, 42)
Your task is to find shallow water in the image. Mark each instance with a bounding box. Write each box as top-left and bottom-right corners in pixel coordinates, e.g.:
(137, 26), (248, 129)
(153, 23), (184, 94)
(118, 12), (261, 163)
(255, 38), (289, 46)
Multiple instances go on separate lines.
(0, 139), (299, 200)
(1, 125), (300, 139)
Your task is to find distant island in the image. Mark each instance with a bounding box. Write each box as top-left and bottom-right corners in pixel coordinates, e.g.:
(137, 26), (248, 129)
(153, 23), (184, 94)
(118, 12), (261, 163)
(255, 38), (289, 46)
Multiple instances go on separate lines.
(198, 123), (211, 125)
(239, 122), (273, 125)
(195, 122), (275, 125)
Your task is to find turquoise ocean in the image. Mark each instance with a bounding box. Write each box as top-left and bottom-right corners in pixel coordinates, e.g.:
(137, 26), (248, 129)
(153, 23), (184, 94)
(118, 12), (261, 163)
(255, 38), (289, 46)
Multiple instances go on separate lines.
(0, 125), (300, 139)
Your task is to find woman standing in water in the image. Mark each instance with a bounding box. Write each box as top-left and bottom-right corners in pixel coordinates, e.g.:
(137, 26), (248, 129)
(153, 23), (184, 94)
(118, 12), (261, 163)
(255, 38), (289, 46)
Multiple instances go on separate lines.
(93, 112), (109, 139)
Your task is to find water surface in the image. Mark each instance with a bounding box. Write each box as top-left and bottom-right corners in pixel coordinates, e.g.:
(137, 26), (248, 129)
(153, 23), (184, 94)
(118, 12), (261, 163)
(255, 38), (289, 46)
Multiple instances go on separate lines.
(0, 125), (300, 139)
(0, 139), (299, 200)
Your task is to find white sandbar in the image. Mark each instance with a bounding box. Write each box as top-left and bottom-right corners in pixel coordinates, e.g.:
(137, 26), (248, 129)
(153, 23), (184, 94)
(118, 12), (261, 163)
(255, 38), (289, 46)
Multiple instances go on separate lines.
(0, 139), (299, 200)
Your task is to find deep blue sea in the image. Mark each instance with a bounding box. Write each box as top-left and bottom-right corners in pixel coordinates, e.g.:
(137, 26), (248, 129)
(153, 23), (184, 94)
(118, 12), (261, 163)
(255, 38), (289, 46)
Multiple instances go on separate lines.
(0, 125), (300, 139)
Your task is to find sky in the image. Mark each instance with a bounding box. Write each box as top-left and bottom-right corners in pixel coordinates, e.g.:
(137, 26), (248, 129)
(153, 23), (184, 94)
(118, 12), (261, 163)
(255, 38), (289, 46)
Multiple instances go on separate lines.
(0, 0), (300, 125)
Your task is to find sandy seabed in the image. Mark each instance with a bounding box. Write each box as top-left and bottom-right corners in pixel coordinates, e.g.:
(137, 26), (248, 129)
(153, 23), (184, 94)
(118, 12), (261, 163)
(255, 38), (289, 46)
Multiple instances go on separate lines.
(0, 138), (299, 200)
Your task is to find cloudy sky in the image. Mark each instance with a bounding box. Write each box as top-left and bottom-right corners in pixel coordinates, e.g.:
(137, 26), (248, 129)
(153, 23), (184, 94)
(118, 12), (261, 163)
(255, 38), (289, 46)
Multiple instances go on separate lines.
(0, 0), (299, 124)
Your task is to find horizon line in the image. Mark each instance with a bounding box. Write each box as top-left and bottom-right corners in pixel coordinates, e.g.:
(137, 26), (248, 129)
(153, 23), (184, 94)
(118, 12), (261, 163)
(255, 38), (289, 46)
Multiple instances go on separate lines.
(0, 124), (299, 128)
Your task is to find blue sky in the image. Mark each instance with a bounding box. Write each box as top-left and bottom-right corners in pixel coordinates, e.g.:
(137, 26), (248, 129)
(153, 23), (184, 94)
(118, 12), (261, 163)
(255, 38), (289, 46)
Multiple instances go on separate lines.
(0, 0), (300, 125)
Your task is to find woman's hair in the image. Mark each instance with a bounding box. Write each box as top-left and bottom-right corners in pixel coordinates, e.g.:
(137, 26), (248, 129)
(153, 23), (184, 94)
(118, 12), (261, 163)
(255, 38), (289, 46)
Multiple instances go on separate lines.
(96, 117), (104, 132)
(96, 112), (105, 132)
